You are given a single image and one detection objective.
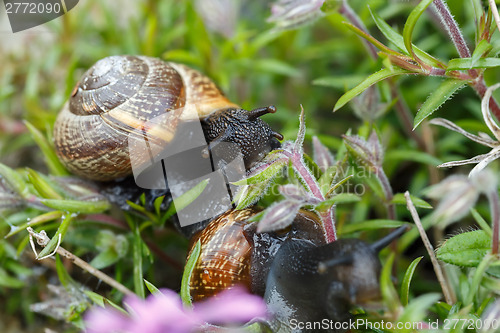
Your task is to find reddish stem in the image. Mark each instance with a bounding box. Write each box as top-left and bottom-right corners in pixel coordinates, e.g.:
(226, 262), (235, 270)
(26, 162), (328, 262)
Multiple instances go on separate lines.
(283, 150), (337, 242)
(488, 189), (500, 255)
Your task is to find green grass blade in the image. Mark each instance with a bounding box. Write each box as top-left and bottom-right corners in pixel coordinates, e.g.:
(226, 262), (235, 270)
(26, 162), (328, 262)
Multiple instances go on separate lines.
(181, 240), (201, 307)
(24, 121), (69, 177)
(402, 0), (434, 58)
(401, 256), (423, 306)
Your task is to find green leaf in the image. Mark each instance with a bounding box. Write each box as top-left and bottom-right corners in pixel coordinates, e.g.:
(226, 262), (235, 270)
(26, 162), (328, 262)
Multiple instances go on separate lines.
(5, 210), (63, 238)
(234, 180), (271, 210)
(402, 0), (434, 59)
(334, 67), (410, 111)
(24, 121), (69, 176)
(436, 230), (490, 267)
(181, 240), (201, 307)
(233, 158), (287, 186)
(471, 209), (492, 237)
(132, 224), (145, 299)
(391, 193), (432, 209)
(41, 198), (110, 214)
(144, 279), (161, 295)
(163, 179), (209, 220)
(27, 169), (63, 199)
(0, 163), (28, 198)
(84, 291), (127, 314)
(0, 267), (24, 288)
(413, 79), (467, 129)
(397, 293), (441, 329)
(342, 22), (400, 56)
(315, 193), (360, 211)
(401, 256), (423, 306)
(370, 9), (443, 68)
(341, 220), (408, 234)
(55, 254), (75, 288)
(447, 57), (500, 71)
(90, 249), (120, 270)
(472, 40), (493, 64)
(38, 214), (74, 258)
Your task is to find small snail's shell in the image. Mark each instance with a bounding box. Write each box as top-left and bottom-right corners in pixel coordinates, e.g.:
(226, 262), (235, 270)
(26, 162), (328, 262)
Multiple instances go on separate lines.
(187, 207), (326, 301)
(54, 55), (238, 181)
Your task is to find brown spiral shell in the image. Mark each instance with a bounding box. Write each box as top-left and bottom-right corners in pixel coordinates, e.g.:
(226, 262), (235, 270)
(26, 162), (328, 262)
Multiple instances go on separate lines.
(53, 55), (238, 181)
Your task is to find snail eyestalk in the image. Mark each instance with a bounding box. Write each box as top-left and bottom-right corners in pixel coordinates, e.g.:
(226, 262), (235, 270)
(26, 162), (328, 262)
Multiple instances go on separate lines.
(370, 225), (408, 253)
(317, 255), (353, 274)
(248, 105), (277, 119)
(273, 131), (284, 140)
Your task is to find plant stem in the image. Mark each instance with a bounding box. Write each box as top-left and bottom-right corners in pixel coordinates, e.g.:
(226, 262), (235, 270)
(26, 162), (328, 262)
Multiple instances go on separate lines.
(27, 227), (134, 296)
(283, 150), (337, 242)
(433, 0), (472, 59)
(405, 192), (455, 304)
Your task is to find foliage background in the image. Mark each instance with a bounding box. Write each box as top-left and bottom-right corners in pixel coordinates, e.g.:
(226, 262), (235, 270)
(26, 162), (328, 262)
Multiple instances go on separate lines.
(1, 0), (500, 332)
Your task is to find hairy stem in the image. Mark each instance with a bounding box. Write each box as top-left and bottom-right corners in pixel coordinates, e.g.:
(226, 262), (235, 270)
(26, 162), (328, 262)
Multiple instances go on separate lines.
(283, 150), (337, 242)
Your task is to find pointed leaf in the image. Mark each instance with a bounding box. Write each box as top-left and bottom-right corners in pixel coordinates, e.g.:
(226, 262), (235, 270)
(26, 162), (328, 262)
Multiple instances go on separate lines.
(436, 230), (490, 267)
(413, 79), (467, 128)
(38, 214), (74, 258)
(402, 0), (434, 59)
(181, 239), (201, 307)
(27, 169), (63, 199)
(41, 198), (110, 214)
(370, 9), (443, 67)
(234, 180), (271, 210)
(315, 193), (361, 211)
(24, 121), (69, 176)
(471, 40), (492, 64)
(144, 279), (161, 295)
(401, 256), (423, 306)
(334, 67), (411, 111)
(0, 163), (28, 198)
(232, 158), (287, 185)
(447, 57), (500, 71)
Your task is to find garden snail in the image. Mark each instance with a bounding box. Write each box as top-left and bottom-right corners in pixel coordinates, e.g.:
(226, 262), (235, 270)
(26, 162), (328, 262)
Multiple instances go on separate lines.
(53, 55), (283, 182)
(186, 208), (407, 332)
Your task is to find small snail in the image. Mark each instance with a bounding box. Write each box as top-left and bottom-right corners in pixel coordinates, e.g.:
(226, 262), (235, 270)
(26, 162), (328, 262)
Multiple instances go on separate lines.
(53, 55), (283, 182)
(186, 208), (406, 332)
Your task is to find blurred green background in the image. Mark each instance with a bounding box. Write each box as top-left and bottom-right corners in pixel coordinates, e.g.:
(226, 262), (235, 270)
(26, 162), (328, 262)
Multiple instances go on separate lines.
(1, 0), (500, 331)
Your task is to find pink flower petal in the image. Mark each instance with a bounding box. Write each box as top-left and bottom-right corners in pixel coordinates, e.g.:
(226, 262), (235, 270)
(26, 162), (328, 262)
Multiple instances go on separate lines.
(193, 286), (268, 325)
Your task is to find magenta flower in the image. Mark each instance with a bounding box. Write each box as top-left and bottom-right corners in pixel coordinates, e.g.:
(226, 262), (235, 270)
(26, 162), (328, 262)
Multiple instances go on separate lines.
(84, 287), (267, 333)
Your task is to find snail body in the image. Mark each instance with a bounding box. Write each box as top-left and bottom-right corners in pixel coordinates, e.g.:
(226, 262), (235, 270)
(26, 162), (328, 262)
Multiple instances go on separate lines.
(187, 208), (406, 332)
(54, 55), (282, 181)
